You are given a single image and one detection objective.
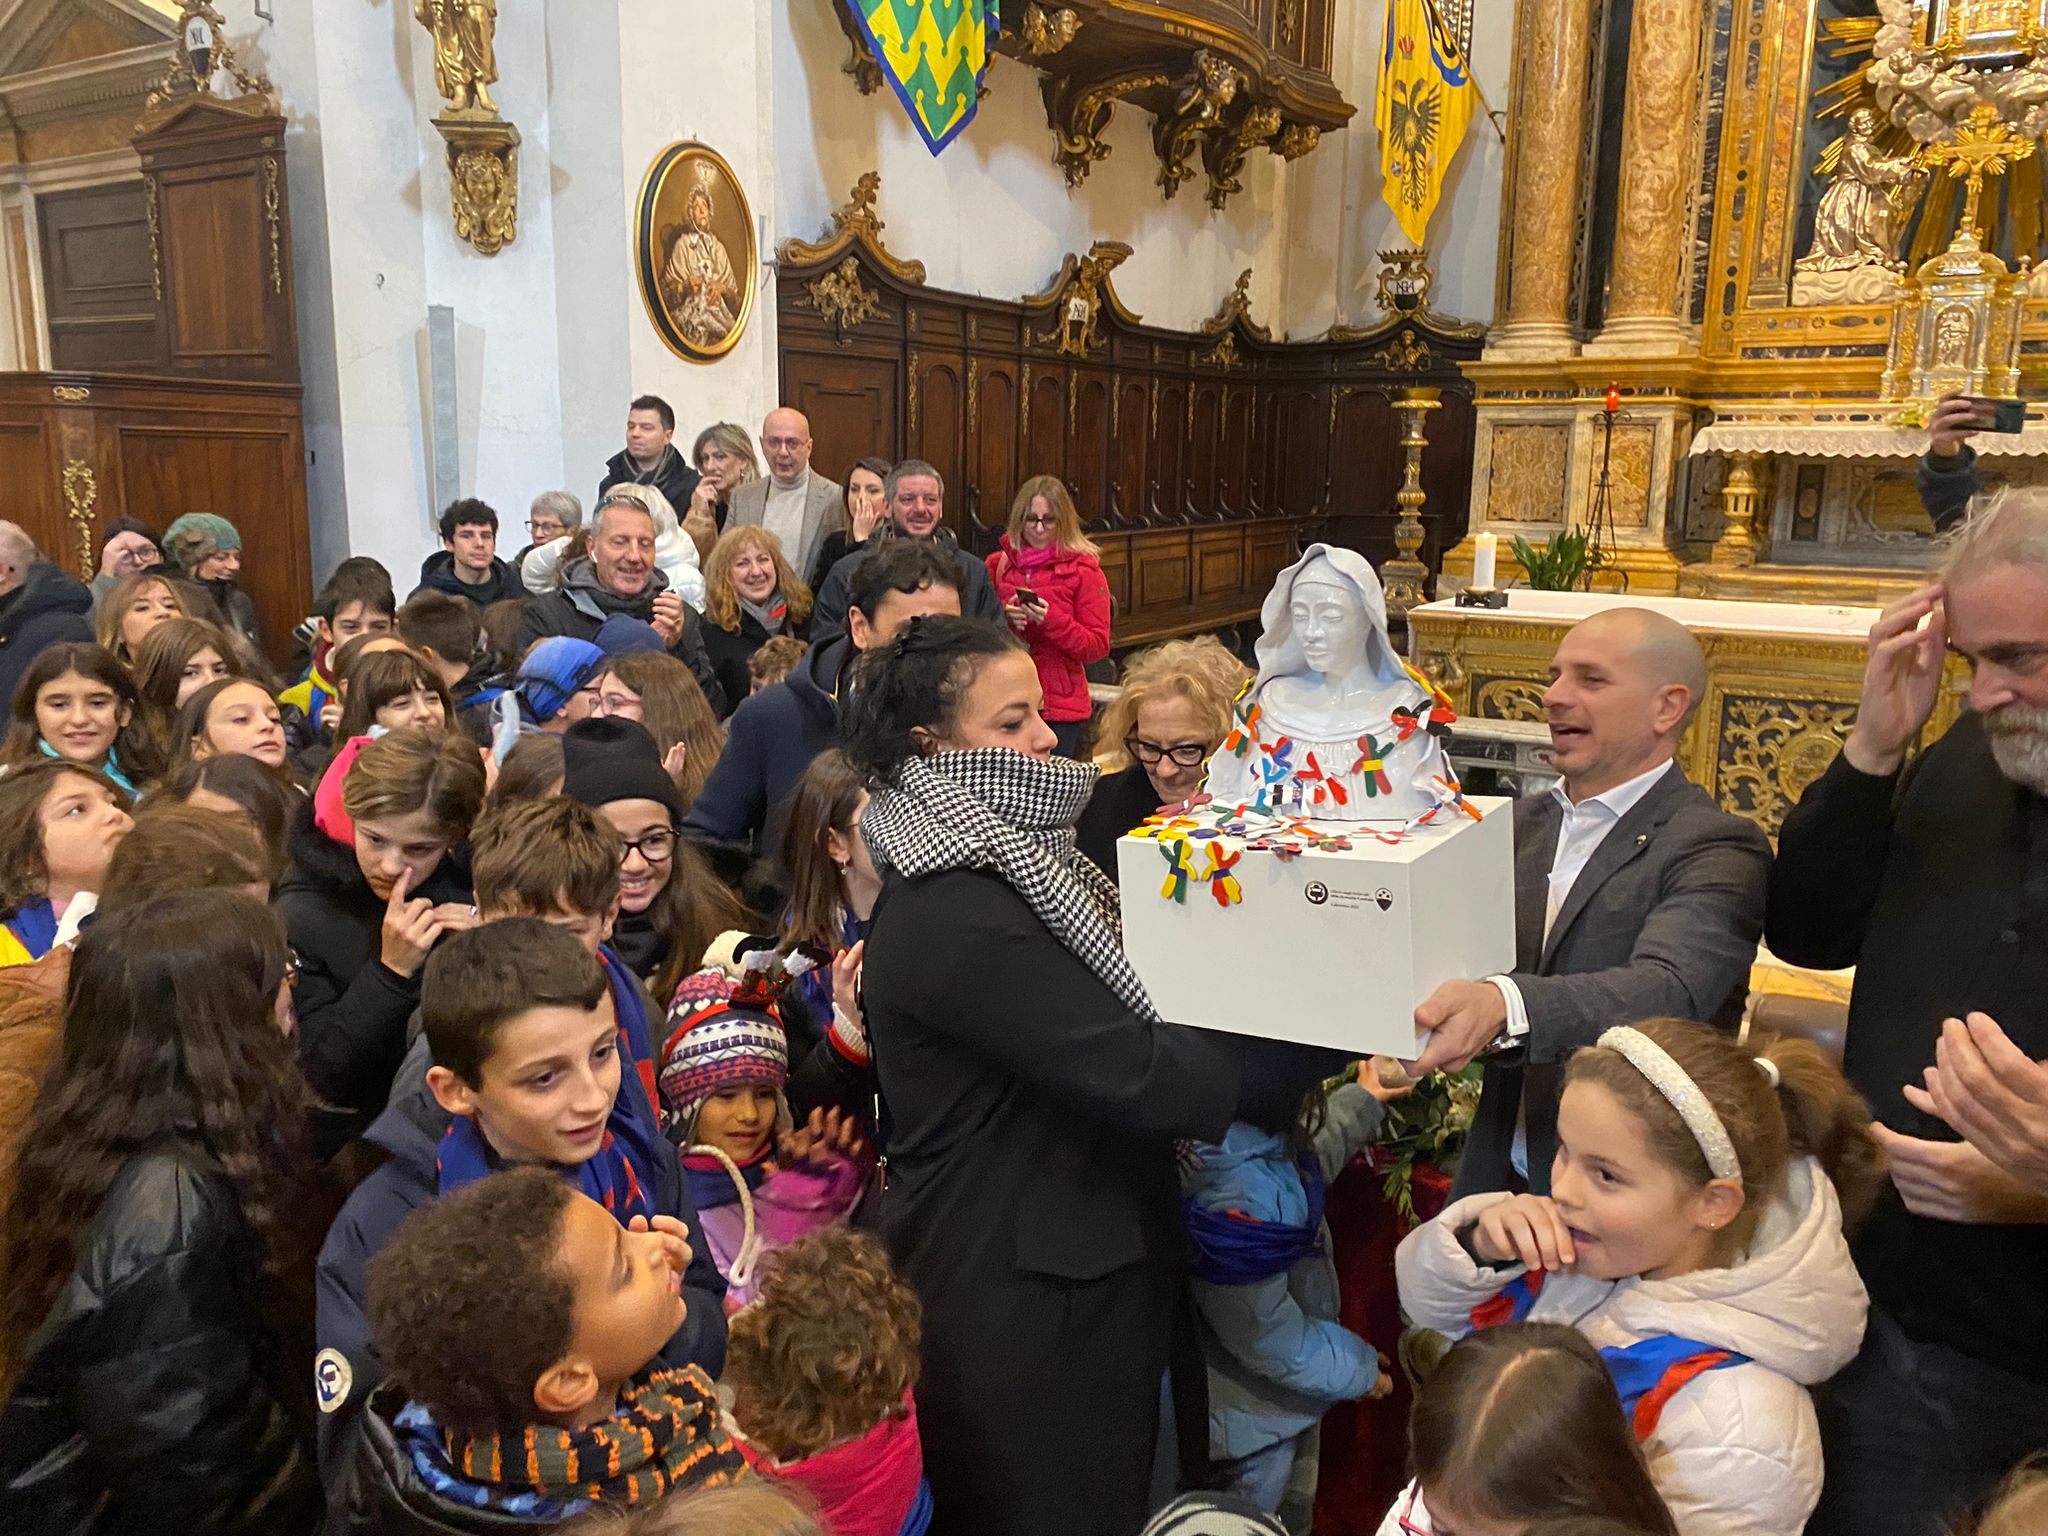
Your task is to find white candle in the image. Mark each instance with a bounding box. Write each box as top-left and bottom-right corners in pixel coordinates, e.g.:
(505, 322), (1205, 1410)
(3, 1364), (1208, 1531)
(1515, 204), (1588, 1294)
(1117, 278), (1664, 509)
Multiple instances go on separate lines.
(1472, 531), (1498, 592)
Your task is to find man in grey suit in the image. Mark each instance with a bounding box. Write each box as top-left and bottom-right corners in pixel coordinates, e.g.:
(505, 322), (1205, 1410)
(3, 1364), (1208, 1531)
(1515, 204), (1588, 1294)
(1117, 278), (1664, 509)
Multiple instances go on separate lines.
(1407, 607), (1773, 1199)
(725, 406), (845, 579)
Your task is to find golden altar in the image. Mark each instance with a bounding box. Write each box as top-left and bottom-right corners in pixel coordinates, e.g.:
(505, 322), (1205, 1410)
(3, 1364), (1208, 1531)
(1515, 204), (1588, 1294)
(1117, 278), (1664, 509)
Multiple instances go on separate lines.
(1451, 0), (2048, 604)
(1407, 590), (1969, 837)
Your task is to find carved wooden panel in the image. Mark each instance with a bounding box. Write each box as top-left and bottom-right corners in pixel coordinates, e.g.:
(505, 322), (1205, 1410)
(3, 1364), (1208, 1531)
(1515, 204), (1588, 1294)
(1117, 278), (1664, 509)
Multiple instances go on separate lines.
(967, 357), (1018, 532)
(776, 200), (1483, 645)
(1070, 366), (1113, 524)
(134, 100), (298, 384)
(0, 373), (311, 666)
(1113, 374), (1149, 521)
(36, 183), (162, 373)
(1025, 363), (1068, 488)
(788, 353), (897, 485)
(908, 350), (965, 524)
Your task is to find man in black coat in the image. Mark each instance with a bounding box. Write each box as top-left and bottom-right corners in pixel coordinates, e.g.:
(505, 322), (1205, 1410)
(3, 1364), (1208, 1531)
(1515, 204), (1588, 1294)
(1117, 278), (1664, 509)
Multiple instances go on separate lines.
(517, 492), (725, 715)
(809, 459), (1003, 638)
(597, 393), (700, 514)
(1770, 494), (2048, 1536)
(0, 522), (92, 708)
(408, 497), (528, 609)
(1408, 608), (1771, 1196)
(683, 540), (964, 861)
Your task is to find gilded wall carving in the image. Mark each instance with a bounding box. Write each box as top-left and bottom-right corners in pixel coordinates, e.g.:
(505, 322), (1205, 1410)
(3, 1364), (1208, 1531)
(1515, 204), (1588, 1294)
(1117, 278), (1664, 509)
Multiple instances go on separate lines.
(1715, 695), (1856, 836)
(1606, 423), (1656, 528)
(1472, 677), (1549, 722)
(1485, 424), (1570, 524)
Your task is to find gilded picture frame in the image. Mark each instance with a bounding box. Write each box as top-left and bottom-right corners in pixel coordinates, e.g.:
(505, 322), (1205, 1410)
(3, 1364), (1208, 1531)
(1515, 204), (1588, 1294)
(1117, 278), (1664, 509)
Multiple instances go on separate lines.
(635, 141), (755, 364)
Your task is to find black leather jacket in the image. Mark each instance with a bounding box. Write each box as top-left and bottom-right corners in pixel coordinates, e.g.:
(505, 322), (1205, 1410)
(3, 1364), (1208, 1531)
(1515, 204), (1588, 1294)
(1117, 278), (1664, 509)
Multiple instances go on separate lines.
(0, 1142), (320, 1534)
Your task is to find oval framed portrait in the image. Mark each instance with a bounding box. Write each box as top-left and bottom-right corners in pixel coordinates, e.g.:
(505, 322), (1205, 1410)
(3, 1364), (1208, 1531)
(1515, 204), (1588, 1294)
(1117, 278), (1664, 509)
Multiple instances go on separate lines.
(635, 141), (756, 364)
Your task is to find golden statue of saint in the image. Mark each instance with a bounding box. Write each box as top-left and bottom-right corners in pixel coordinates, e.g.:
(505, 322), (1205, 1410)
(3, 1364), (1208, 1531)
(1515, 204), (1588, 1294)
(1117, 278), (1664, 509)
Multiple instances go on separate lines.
(415, 0), (499, 115)
(1798, 109), (1924, 272)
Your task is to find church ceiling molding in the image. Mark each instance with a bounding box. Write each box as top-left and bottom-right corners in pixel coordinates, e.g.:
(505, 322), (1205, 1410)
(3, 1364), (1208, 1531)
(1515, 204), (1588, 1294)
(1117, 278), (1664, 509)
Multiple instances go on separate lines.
(0, 0), (172, 142)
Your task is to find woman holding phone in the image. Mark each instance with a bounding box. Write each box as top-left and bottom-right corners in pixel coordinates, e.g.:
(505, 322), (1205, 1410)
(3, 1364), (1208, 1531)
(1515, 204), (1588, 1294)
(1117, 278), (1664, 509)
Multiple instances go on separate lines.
(987, 476), (1111, 759)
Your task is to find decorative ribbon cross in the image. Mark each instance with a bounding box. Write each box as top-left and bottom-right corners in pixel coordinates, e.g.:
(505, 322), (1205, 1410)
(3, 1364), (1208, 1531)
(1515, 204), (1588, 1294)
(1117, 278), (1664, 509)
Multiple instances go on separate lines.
(1202, 843), (1244, 907)
(1298, 751), (1350, 808)
(1352, 734), (1393, 798)
(1158, 837), (1193, 903)
(1221, 703), (1263, 758)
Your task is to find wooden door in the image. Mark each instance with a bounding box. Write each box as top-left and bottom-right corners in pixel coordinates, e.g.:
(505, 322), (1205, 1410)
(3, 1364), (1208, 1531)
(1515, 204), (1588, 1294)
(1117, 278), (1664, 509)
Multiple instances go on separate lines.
(37, 183), (164, 372)
(1151, 376), (1187, 519)
(791, 354), (897, 485)
(1022, 361), (1069, 488)
(1113, 373), (1150, 523)
(1189, 379), (1225, 516)
(1220, 380), (1256, 515)
(1265, 381), (1328, 517)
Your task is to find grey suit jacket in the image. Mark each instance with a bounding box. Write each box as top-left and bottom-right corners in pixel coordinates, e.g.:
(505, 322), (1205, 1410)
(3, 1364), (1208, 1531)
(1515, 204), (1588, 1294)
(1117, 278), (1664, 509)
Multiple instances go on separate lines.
(1449, 764), (1772, 1200)
(726, 472), (846, 580)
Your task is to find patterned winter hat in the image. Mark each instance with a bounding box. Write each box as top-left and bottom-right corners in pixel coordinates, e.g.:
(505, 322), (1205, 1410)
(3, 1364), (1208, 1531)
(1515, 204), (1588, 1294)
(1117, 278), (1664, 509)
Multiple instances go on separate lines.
(162, 512), (242, 570)
(658, 969), (789, 1140)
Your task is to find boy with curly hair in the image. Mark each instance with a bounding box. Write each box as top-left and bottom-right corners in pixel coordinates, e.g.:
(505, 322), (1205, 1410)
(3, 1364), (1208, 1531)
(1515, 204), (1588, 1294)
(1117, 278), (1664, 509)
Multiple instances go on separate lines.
(330, 1166), (744, 1530)
(722, 1226), (929, 1536)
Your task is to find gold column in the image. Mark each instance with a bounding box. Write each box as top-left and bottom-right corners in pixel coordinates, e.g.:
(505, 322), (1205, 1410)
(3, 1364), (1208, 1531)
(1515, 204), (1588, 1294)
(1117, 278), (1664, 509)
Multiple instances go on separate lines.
(1485, 0), (1599, 360)
(1583, 0), (1706, 358)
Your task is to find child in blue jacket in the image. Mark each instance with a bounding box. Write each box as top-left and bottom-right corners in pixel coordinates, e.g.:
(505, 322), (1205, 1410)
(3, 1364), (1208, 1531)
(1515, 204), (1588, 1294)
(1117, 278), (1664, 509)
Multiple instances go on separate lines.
(1182, 1062), (1401, 1531)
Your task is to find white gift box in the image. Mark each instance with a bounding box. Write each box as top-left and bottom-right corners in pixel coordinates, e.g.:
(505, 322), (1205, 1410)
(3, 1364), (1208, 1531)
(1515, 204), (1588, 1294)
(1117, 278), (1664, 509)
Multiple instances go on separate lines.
(1116, 796), (1516, 1059)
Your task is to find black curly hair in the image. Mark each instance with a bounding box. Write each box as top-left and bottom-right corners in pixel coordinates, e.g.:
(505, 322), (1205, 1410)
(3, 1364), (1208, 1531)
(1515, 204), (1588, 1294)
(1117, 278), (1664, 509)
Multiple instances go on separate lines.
(366, 1165), (576, 1436)
(1, 888), (310, 1390)
(838, 614), (1024, 780)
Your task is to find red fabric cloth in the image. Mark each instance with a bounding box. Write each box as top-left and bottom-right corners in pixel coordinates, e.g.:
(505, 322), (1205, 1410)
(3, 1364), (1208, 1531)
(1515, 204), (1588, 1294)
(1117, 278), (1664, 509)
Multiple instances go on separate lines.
(1312, 1151), (1453, 1536)
(986, 536), (1111, 723)
(312, 734), (376, 847)
(735, 1392), (925, 1536)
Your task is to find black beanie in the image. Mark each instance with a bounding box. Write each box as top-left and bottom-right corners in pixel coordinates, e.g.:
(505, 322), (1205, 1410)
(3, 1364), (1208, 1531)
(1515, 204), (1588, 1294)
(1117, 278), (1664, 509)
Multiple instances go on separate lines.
(560, 717), (685, 823)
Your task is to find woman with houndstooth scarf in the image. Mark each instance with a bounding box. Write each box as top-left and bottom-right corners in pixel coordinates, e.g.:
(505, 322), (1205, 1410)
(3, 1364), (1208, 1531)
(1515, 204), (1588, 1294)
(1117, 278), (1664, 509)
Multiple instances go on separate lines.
(844, 614), (1343, 1536)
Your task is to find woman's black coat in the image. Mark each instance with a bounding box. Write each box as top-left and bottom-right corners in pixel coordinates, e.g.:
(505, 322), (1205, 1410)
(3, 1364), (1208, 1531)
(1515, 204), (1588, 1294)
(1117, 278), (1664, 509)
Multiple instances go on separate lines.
(700, 608), (807, 721)
(0, 1143), (321, 1535)
(860, 866), (1241, 1536)
(272, 799), (470, 1154)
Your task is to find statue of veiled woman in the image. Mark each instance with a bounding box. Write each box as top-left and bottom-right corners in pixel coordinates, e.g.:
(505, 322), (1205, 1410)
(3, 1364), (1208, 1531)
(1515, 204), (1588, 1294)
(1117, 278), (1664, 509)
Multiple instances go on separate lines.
(415, 0), (499, 115)
(1202, 544), (1456, 823)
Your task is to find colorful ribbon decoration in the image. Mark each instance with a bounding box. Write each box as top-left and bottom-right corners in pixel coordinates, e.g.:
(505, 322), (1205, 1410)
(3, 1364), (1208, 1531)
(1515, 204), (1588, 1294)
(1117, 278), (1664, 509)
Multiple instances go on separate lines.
(1158, 837), (1192, 903)
(1297, 751), (1350, 808)
(1202, 844), (1244, 907)
(1221, 703), (1262, 758)
(1352, 734), (1393, 798)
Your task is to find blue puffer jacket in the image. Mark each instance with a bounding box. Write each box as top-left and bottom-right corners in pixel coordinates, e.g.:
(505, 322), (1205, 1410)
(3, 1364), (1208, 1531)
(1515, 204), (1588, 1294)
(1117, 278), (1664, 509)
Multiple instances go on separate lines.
(1182, 1081), (1387, 1460)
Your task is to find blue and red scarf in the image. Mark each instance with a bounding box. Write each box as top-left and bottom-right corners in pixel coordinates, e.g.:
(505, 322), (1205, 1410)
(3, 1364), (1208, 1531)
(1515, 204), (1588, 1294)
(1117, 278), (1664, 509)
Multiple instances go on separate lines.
(3, 898), (58, 963)
(436, 945), (666, 1225)
(1184, 1152), (1328, 1287)
(1472, 1271), (1751, 1440)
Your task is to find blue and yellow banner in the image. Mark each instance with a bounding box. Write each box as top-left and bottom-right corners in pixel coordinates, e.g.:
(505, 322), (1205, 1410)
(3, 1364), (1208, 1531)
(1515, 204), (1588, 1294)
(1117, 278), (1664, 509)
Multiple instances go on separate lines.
(850, 0), (999, 156)
(1376, 0), (1478, 245)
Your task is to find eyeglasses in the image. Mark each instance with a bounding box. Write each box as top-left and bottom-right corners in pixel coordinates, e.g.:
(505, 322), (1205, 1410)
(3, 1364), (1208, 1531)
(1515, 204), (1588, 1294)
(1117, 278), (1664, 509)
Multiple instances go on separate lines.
(284, 948), (303, 990)
(1022, 514), (1058, 528)
(528, 519), (565, 537)
(1125, 735), (1210, 768)
(619, 828), (677, 865)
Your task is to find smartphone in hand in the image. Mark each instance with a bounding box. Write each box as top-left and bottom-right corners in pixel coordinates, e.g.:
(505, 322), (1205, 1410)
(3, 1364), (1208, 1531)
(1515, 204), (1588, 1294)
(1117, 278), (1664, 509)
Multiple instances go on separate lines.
(1975, 396), (2028, 433)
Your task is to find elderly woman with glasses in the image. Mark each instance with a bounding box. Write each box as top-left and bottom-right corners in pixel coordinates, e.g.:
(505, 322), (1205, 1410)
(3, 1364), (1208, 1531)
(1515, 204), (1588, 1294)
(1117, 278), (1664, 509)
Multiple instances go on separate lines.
(1075, 634), (1252, 872)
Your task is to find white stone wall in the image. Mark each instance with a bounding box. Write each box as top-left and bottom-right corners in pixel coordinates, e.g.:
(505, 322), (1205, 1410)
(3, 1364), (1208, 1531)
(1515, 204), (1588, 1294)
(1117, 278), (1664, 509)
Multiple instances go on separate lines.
(236, 0), (1505, 589)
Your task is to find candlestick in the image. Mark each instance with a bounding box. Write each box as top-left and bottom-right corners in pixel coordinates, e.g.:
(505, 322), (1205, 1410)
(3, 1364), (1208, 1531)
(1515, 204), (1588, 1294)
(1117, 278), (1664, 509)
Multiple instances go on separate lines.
(1604, 384), (1621, 415)
(1471, 531), (1498, 592)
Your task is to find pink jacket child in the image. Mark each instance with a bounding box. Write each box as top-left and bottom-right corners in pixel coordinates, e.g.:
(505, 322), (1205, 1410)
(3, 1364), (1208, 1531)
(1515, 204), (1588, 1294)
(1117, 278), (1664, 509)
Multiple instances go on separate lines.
(987, 533), (1111, 725)
(657, 969), (865, 1311)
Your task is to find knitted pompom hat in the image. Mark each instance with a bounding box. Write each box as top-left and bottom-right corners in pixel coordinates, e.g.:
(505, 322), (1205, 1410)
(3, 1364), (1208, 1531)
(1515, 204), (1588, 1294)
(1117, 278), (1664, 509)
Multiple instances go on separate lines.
(658, 969), (790, 1143)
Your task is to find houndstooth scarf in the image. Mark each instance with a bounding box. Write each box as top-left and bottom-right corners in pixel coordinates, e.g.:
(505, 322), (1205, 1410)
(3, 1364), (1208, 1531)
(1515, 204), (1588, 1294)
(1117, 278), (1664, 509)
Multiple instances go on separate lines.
(860, 748), (1160, 1022)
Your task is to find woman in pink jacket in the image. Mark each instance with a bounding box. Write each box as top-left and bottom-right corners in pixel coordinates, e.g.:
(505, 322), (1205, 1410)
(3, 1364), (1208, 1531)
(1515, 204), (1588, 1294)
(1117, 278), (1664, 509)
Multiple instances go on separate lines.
(987, 475), (1112, 758)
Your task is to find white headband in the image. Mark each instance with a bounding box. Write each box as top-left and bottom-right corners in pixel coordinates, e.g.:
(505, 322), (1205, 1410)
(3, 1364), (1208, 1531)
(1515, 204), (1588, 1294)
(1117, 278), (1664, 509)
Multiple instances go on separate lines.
(1596, 1026), (1742, 1184)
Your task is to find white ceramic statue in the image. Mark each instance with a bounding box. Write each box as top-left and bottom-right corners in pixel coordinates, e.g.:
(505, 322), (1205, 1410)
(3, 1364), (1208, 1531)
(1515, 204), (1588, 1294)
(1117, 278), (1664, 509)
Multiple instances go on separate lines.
(1201, 543), (1455, 822)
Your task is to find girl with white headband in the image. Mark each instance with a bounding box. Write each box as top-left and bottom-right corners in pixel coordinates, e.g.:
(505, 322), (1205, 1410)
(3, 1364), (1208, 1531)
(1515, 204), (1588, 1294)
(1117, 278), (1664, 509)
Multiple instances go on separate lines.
(1388, 1018), (1883, 1536)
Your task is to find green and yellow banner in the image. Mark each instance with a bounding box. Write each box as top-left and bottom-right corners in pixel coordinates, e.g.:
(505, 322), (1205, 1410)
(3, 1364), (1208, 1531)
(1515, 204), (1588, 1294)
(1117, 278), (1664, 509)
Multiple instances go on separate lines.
(849, 0), (999, 155)
(1376, 0), (1478, 244)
